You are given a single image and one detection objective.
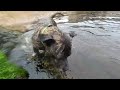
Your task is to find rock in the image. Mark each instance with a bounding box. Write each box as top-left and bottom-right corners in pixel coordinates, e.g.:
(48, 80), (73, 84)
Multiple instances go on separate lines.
(0, 26), (21, 55)
(1, 42), (16, 54)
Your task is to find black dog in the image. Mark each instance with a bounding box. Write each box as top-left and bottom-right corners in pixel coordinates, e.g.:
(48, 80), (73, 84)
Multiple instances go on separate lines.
(31, 12), (72, 61)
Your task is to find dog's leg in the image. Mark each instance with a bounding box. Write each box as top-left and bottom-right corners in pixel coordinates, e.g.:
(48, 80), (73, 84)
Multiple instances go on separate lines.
(31, 47), (41, 60)
(33, 47), (39, 56)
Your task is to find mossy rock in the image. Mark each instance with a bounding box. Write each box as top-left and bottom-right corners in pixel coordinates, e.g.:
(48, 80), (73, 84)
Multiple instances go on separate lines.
(0, 51), (29, 79)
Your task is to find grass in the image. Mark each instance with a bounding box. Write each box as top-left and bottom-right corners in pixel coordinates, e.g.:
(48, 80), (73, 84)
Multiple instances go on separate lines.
(0, 51), (29, 79)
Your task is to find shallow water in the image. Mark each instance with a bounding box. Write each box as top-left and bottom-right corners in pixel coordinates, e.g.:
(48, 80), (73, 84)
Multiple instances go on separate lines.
(56, 14), (120, 79)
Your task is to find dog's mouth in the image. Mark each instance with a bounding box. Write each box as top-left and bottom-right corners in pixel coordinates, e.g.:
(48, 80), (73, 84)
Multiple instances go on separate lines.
(40, 34), (56, 46)
(43, 39), (56, 47)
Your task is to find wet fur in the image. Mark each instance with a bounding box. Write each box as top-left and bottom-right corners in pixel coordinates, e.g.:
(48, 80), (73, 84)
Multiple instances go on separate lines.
(31, 12), (72, 60)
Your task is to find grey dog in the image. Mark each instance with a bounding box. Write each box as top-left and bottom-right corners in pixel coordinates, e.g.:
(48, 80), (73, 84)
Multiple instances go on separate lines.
(31, 12), (74, 61)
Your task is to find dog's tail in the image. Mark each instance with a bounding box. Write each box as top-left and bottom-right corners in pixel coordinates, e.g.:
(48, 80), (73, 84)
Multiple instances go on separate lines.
(50, 12), (65, 19)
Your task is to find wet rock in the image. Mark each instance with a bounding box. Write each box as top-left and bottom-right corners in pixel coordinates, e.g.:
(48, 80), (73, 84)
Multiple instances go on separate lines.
(1, 42), (16, 54)
(0, 26), (21, 55)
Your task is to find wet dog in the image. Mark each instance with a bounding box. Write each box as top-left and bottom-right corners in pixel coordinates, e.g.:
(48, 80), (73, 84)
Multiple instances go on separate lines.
(31, 13), (72, 61)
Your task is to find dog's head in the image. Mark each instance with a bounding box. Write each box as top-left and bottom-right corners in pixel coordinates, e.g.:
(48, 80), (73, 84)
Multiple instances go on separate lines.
(38, 25), (67, 59)
(40, 34), (56, 47)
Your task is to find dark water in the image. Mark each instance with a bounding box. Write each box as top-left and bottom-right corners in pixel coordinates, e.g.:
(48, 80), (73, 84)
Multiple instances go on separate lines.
(56, 12), (120, 79)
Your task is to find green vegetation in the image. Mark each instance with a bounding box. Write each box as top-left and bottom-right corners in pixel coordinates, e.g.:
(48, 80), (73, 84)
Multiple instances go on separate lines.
(0, 51), (28, 79)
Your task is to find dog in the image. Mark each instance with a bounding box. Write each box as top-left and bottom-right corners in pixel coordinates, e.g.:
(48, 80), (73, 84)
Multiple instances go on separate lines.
(31, 12), (72, 61)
